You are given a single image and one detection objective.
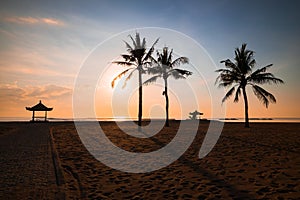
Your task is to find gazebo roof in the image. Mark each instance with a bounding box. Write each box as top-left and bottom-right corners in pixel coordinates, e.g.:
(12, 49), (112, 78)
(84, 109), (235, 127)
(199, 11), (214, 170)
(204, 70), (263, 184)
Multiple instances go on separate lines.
(190, 110), (203, 115)
(26, 100), (53, 111)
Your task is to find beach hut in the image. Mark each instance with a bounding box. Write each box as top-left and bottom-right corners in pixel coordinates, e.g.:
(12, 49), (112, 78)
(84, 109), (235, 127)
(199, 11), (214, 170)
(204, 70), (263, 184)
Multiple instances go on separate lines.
(26, 100), (53, 122)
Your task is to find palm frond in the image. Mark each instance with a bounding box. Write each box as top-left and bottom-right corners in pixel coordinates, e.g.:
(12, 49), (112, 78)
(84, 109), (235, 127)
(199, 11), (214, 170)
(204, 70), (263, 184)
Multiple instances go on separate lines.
(170, 73), (186, 79)
(111, 68), (134, 88)
(249, 64), (273, 77)
(143, 56), (158, 69)
(215, 68), (234, 74)
(172, 57), (189, 67)
(248, 73), (284, 84)
(167, 49), (173, 64)
(128, 34), (137, 49)
(215, 71), (240, 87)
(168, 69), (190, 79)
(156, 50), (161, 60)
(233, 43), (254, 74)
(143, 38), (159, 62)
(149, 55), (158, 64)
(122, 68), (137, 88)
(160, 47), (169, 65)
(241, 43), (247, 52)
(147, 65), (162, 75)
(143, 75), (161, 86)
(135, 33), (141, 48)
(220, 59), (240, 73)
(113, 61), (136, 67)
(123, 40), (133, 52)
(252, 85), (276, 108)
(222, 86), (236, 103)
(121, 54), (132, 62)
(247, 62), (284, 85)
(174, 68), (192, 76)
(217, 81), (235, 88)
(234, 86), (242, 102)
(245, 50), (255, 68)
(215, 68), (241, 77)
(248, 57), (256, 68)
(215, 69), (241, 79)
(141, 38), (146, 49)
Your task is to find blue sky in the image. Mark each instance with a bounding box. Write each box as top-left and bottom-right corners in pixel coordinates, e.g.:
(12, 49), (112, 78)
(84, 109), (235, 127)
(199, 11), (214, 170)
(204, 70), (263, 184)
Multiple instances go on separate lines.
(0, 0), (299, 118)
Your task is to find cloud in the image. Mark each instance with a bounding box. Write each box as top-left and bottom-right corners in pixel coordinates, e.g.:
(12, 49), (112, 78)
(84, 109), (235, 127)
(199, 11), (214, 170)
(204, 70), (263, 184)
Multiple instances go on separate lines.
(0, 65), (75, 78)
(0, 46), (77, 80)
(4, 16), (64, 26)
(26, 84), (72, 99)
(0, 83), (73, 117)
(41, 18), (64, 26)
(0, 83), (72, 103)
(0, 83), (26, 99)
(4, 16), (39, 24)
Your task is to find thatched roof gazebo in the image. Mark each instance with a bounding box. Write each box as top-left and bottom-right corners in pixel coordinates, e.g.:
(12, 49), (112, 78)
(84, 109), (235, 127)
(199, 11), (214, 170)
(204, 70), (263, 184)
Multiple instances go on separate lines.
(26, 100), (53, 122)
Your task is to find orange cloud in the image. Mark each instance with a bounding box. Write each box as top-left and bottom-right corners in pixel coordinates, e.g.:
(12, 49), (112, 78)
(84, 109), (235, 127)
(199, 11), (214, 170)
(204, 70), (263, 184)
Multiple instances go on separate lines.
(25, 85), (72, 99)
(0, 83), (73, 117)
(4, 16), (64, 26)
(5, 16), (39, 24)
(41, 18), (64, 26)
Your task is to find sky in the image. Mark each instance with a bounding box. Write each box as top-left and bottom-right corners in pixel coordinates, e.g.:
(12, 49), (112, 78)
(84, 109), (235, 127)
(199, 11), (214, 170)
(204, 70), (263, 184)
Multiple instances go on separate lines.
(0, 0), (299, 120)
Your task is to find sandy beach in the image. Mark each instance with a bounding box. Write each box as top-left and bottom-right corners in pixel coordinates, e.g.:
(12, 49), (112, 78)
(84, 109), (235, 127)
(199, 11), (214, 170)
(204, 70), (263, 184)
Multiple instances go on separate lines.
(0, 121), (299, 199)
(0, 123), (64, 199)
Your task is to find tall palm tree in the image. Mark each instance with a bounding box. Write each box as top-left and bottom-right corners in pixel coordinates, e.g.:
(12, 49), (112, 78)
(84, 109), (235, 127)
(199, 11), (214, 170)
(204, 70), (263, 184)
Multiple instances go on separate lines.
(144, 47), (192, 127)
(111, 32), (159, 130)
(215, 43), (284, 127)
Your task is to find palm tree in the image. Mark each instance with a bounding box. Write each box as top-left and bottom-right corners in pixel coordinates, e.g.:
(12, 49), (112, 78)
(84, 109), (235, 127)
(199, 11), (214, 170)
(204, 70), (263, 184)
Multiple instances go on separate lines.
(215, 43), (284, 127)
(111, 32), (159, 130)
(144, 47), (192, 127)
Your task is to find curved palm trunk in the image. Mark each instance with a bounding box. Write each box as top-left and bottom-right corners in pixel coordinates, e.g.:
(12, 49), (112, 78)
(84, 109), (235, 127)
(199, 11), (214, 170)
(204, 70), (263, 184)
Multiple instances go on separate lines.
(242, 87), (250, 128)
(138, 68), (142, 131)
(164, 78), (170, 127)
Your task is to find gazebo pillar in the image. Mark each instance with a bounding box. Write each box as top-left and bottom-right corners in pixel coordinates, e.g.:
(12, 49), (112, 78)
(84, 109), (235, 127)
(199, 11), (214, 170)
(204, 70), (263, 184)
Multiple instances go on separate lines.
(32, 111), (35, 122)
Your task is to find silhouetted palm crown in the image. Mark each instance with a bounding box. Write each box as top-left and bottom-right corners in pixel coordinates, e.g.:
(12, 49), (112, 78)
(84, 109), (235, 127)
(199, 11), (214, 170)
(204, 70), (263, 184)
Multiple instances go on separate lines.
(111, 33), (159, 88)
(144, 47), (192, 85)
(216, 44), (283, 108)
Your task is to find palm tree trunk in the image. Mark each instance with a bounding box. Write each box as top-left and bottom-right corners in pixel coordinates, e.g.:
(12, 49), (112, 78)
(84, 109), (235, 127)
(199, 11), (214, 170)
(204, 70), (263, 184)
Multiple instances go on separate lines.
(242, 87), (250, 128)
(164, 78), (170, 127)
(138, 68), (142, 131)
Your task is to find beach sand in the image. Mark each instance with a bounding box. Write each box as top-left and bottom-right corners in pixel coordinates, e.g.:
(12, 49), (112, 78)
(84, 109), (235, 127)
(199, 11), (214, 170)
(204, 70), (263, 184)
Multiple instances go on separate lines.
(1, 121), (299, 199)
(0, 123), (64, 199)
